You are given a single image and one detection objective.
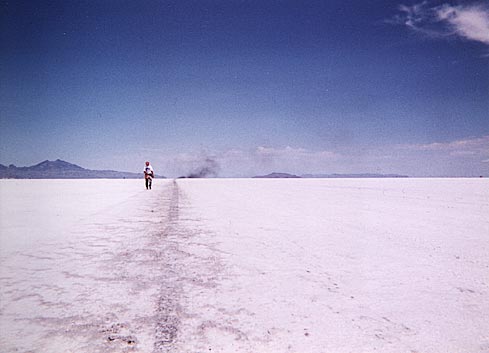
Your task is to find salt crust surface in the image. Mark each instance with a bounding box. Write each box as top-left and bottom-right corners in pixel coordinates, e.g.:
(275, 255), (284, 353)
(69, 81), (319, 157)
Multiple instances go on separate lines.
(1, 178), (488, 352)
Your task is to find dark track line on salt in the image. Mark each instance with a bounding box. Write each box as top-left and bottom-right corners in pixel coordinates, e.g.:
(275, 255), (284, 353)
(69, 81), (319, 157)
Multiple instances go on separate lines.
(153, 180), (181, 353)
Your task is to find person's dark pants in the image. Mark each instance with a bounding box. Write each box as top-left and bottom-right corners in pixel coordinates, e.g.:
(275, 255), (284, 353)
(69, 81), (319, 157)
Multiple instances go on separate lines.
(145, 177), (152, 189)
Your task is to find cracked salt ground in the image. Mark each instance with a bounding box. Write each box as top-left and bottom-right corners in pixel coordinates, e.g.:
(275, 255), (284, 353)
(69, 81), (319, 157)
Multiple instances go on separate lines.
(0, 180), (182, 352)
(1, 178), (489, 352)
(0, 180), (239, 352)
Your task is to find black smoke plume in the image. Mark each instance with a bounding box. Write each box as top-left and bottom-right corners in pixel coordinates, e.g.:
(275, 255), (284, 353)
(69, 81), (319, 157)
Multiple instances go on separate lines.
(179, 158), (220, 178)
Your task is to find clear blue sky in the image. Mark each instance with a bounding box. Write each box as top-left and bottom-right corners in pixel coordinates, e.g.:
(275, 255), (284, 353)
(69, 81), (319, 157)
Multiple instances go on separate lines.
(1, 0), (488, 177)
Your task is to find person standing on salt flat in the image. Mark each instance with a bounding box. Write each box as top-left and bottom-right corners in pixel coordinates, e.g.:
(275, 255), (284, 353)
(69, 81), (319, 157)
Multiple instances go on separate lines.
(143, 161), (154, 190)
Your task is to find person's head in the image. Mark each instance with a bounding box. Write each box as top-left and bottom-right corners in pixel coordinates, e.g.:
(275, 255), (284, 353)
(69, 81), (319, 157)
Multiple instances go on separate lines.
(145, 161), (150, 166)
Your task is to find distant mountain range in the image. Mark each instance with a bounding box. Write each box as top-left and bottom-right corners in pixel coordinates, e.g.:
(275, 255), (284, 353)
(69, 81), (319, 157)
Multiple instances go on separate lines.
(254, 172), (408, 178)
(1, 161), (409, 179)
(301, 173), (409, 178)
(0, 160), (156, 179)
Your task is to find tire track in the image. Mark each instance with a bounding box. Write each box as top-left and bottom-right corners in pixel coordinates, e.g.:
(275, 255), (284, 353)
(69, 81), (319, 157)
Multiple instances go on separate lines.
(152, 180), (227, 352)
(153, 180), (182, 353)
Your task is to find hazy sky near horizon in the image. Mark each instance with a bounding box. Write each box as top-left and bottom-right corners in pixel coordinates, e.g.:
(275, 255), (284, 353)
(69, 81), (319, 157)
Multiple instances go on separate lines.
(1, 0), (488, 177)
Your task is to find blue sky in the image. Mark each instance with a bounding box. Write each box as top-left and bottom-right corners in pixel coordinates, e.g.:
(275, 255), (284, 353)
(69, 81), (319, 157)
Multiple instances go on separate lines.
(1, 0), (488, 177)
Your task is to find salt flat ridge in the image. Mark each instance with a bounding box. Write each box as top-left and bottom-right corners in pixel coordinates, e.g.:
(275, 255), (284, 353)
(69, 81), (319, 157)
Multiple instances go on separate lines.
(1, 179), (488, 352)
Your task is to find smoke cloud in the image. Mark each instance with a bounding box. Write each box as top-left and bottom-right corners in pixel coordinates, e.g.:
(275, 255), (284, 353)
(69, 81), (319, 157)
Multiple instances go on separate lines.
(181, 158), (220, 178)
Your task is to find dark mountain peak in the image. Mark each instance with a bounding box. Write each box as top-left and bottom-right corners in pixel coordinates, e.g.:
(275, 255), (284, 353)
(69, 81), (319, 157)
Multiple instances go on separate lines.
(31, 159), (84, 171)
(254, 172), (301, 178)
(0, 159), (158, 179)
